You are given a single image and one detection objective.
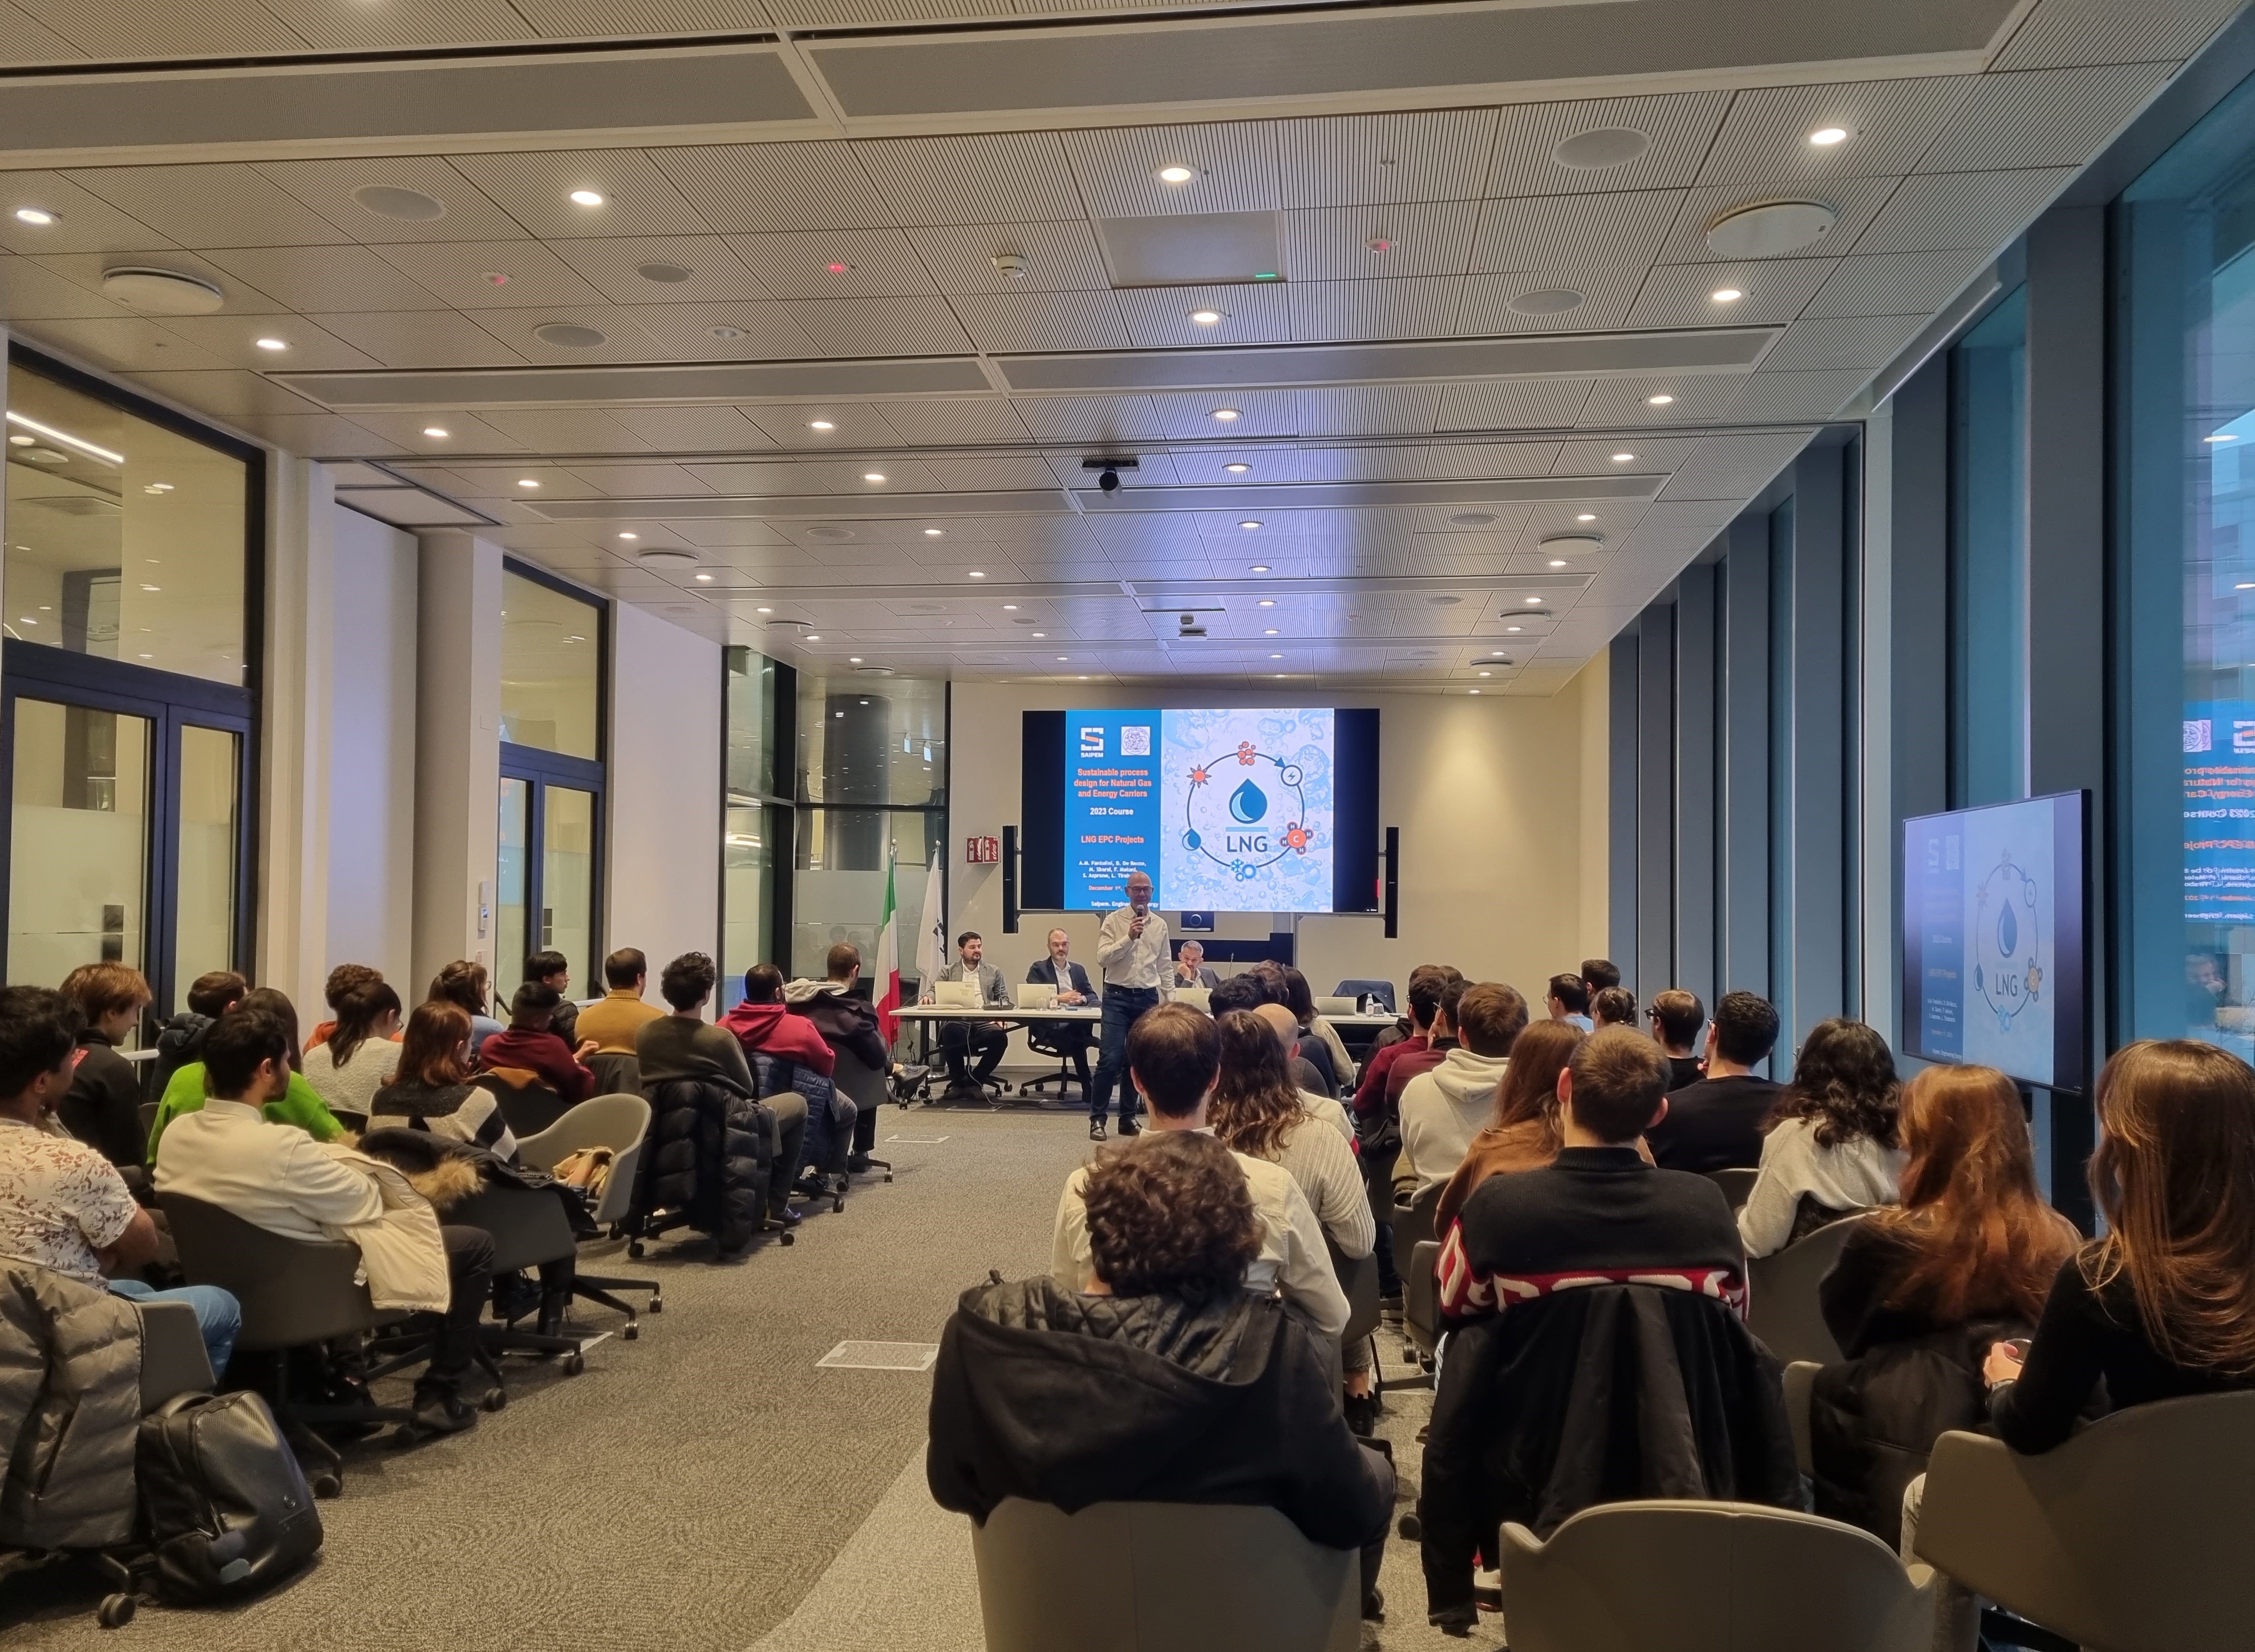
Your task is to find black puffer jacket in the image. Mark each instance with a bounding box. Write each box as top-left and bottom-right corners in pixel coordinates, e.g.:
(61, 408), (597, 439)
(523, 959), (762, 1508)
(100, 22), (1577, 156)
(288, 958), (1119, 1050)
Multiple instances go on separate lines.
(633, 1078), (772, 1253)
(150, 1010), (216, 1098)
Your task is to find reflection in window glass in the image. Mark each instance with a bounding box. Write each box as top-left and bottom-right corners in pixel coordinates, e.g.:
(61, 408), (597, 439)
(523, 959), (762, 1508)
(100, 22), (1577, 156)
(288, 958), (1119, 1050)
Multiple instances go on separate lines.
(5, 365), (248, 687)
(173, 725), (238, 987)
(795, 673), (945, 807)
(792, 806), (942, 981)
(727, 647), (778, 800)
(724, 801), (771, 1003)
(543, 786), (596, 977)
(497, 778), (529, 983)
(499, 570), (600, 759)
(1950, 286), (2030, 807)
(9, 699), (149, 983)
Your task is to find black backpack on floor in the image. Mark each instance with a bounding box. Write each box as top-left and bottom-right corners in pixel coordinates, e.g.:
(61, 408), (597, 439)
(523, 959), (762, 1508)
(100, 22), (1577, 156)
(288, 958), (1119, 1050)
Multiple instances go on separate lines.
(136, 1390), (323, 1602)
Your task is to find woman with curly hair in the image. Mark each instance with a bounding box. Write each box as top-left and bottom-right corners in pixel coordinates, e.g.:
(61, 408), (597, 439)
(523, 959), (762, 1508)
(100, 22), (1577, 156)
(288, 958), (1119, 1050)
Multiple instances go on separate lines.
(1737, 1017), (1905, 1257)
(928, 1130), (1394, 1621)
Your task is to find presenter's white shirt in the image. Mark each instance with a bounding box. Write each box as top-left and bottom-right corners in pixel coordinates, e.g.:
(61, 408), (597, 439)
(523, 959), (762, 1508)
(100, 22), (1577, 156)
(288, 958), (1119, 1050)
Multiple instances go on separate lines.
(1096, 905), (1169, 990)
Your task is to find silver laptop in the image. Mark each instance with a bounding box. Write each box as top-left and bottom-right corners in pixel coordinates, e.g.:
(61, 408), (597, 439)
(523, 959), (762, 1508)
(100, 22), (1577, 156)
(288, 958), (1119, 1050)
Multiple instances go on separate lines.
(1015, 982), (1055, 1010)
(1172, 986), (1212, 1014)
(932, 979), (981, 1010)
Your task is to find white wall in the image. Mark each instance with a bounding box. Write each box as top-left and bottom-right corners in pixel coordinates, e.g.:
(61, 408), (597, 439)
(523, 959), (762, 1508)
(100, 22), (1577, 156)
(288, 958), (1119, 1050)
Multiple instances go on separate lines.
(948, 677), (1611, 1011)
(257, 457), (335, 1011)
(324, 505), (419, 986)
(411, 531), (503, 991)
(606, 601), (723, 983)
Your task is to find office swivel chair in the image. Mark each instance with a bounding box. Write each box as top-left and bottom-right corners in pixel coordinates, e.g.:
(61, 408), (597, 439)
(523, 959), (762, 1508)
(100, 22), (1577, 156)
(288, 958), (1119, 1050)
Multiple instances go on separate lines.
(1334, 979), (1396, 1012)
(516, 1094), (664, 1333)
(471, 1068), (572, 1137)
(1016, 1023), (1087, 1105)
(1746, 1214), (1867, 1367)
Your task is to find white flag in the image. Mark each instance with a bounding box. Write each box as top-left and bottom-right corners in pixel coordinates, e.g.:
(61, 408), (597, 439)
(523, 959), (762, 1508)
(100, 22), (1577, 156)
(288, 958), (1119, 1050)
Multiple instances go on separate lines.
(916, 855), (949, 987)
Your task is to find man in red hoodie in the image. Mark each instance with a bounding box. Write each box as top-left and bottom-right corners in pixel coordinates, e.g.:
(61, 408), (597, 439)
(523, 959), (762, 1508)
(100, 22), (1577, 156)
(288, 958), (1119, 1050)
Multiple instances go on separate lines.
(720, 965), (836, 1077)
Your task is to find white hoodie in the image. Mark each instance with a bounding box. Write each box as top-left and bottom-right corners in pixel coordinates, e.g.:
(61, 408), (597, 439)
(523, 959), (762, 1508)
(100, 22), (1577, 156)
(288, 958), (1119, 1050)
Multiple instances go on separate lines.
(1397, 1047), (1511, 1195)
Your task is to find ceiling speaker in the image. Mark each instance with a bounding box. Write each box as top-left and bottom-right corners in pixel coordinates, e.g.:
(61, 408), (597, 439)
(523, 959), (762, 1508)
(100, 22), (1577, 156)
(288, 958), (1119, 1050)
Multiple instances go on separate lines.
(533, 322), (608, 349)
(351, 185), (446, 222)
(1553, 128), (1650, 168)
(636, 548), (698, 568)
(1705, 200), (1837, 258)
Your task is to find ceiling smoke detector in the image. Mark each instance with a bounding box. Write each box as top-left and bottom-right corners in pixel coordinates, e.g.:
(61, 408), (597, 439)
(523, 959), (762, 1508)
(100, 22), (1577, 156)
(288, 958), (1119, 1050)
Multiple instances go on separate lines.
(1705, 200), (1837, 258)
(993, 253), (1028, 278)
(100, 267), (225, 315)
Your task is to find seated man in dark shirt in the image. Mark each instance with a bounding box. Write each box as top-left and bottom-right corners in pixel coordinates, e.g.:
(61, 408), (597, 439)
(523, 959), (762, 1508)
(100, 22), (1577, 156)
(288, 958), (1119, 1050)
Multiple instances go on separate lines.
(1643, 989), (1784, 1174)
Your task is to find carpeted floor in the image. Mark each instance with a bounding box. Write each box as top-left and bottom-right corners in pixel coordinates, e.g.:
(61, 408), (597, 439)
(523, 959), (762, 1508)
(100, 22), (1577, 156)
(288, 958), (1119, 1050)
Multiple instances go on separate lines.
(4, 1102), (1507, 1651)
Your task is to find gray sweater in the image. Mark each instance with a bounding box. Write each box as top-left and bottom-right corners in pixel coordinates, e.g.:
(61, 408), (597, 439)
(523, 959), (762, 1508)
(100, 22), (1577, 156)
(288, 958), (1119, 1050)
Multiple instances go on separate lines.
(634, 1015), (755, 1098)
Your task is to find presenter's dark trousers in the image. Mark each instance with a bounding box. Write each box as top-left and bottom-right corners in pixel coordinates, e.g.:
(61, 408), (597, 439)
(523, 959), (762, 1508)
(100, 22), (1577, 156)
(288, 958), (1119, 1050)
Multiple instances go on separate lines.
(1090, 985), (1160, 1125)
(940, 1021), (1006, 1087)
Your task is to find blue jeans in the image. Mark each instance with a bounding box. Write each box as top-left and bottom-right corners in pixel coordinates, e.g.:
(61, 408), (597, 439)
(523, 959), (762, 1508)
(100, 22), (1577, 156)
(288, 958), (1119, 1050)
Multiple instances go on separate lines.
(111, 1278), (240, 1380)
(1089, 986), (1159, 1124)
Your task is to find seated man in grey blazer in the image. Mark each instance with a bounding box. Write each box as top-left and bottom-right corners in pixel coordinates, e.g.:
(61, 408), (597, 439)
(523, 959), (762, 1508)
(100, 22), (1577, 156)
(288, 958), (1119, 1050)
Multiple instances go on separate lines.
(925, 930), (1010, 1096)
(1173, 939), (1222, 991)
(1026, 928), (1095, 1097)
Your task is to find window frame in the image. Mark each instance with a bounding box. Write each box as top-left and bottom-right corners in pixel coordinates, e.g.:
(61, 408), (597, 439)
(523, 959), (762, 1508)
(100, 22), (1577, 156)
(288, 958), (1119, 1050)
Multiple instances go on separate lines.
(497, 558), (608, 980)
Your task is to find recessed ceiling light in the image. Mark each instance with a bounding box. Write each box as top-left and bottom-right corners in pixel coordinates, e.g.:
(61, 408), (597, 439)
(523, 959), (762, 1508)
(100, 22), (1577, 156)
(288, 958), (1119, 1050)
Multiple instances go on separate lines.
(1224, 463), (1250, 473)
(1269, 653), (1284, 660)
(1249, 563), (1270, 573)
(863, 472), (886, 482)
(1257, 598), (1276, 607)
(1525, 596), (1541, 604)
(1190, 309), (1224, 325)
(849, 655), (862, 663)
(1238, 519), (1262, 530)
(808, 420), (835, 431)
(518, 479), (540, 489)
(254, 337), (288, 351)
(1547, 558), (1567, 567)
(1275, 673), (1286, 679)
(13, 206), (56, 225)
(1031, 631), (1045, 637)
(1264, 627), (1279, 635)
(805, 634), (820, 641)
(139, 653), (153, 659)
(2208, 433), (2238, 443)
(569, 189), (604, 205)
(1711, 288), (1744, 303)
(695, 573), (714, 582)
(6, 435), (28, 446)
(1001, 604), (1020, 612)
(1212, 408), (1240, 421)
(1468, 689), (1481, 695)
(1078, 675), (1090, 681)
(967, 570), (985, 578)
(619, 532), (638, 540)
(924, 527), (945, 537)
(1646, 393), (1674, 405)
(423, 426), (449, 438)
(1612, 451), (1635, 462)
(756, 606), (773, 613)
(1479, 670), (1492, 677)
(1056, 655), (1070, 661)
(143, 482), (173, 495)
(140, 583), (160, 592)
(1157, 165), (1196, 184)
(1808, 127), (1849, 146)
(2240, 582), (2255, 590)
(1507, 625), (1523, 632)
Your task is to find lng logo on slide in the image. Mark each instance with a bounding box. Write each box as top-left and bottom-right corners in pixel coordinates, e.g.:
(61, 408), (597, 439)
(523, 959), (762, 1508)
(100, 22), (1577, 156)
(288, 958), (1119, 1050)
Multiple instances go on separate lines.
(1161, 707), (1335, 912)
(1973, 846), (2044, 1031)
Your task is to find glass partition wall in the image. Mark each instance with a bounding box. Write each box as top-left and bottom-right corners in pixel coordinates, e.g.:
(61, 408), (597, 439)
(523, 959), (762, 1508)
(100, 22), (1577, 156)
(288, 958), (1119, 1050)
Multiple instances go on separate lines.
(497, 564), (605, 995)
(1, 350), (258, 1014)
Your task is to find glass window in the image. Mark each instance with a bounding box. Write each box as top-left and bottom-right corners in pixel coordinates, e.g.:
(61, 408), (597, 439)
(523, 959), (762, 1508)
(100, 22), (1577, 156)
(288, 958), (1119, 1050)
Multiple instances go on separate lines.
(796, 673), (945, 807)
(499, 569), (600, 759)
(9, 699), (150, 983)
(5, 363), (249, 687)
(172, 724), (239, 987)
(792, 807), (942, 980)
(728, 647), (778, 801)
(1950, 286), (2031, 807)
(497, 776), (529, 982)
(2116, 71), (2255, 1052)
(542, 785), (596, 969)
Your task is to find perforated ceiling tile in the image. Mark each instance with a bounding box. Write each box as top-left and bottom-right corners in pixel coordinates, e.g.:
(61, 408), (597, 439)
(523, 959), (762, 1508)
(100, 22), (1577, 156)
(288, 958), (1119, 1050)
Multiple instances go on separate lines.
(1287, 276), (1463, 343)
(906, 219), (1112, 294)
(1756, 311), (1928, 373)
(741, 403), (904, 447)
(853, 130), (1089, 227)
(1294, 384), (1443, 437)
(1484, 92), (1734, 199)
(1010, 394), (1165, 444)
(1725, 369), (1871, 422)
(507, 0), (772, 37)
(1852, 167), (2074, 254)
(650, 143), (894, 234)
(769, 0), (990, 22)
(1434, 378), (1595, 432)
(252, 156), (525, 245)
(1624, 257), (1839, 329)
(342, 410), (531, 452)
(569, 461), (719, 496)
(1151, 389), (1298, 440)
(863, 400), (1025, 447)
(785, 294), (975, 356)
(310, 308), (533, 369)
(471, 305), (669, 365)
(66, 163), (355, 249)
(1453, 266), (1644, 334)
(1658, 430), (1816, 500)
(159, 311), (379, 371)
(1116, 282), (1291, 349)
(1577, 375), (1746, 427)
(952, 289), (1132, 353)
(447, 148), (714, 240)
(1064, 122), (1283, 220)
(1395, 441), (1564, 481)
(1920, 62), (2173, 172)
(372, 239), (603, 309)
(1801, 248), (1991, 318)
(197, 245), (448, 313)
(248, 412), (411, 455)
(19, 313), (228, 372)
(710, 229), (930, 307)
(258, 0), (536, 50)
(1697, 78), (1978, 185)
(549, 235), (771, 305)
(1994, 0), (2238, 69)
(1468, 189), (1683, 277)
(1285, 200), (1479, 282)
(30, 246), (278, 313)
(1651, 174), (1901, 266)
(1550, 436), (1695, 474)
(921, 453), (1059, 491)
(1276, 108), (1499, 209)
(624, 298), (821, 360)
(15, 0), (302, 58)
(0, 171), (165, 256)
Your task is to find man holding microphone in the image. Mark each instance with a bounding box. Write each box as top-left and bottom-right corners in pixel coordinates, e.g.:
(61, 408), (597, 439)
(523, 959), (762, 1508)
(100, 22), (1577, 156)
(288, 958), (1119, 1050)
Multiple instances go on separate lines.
(1089, 868), (1167, 1142)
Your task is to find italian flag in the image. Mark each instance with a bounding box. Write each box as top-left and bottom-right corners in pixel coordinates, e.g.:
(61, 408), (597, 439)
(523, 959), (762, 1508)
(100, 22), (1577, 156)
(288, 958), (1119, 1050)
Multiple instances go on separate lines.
(875, 848), (902, 1045)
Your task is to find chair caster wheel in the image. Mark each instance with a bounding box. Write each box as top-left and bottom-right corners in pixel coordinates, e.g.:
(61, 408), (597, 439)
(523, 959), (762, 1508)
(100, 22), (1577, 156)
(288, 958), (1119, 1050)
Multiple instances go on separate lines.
(562, 1351), (585, 1375)
(831, 1196), (845, 1213)
(627, 1240), (645, 1258)
(623, 1322), (639, 1341)
(780, 1230), (795, 1246)
(312, 1472), (343, 1499)
(482, 1387), (507, 1412)
(1398, 1513), (1423, 1541)
(647, 1295), (663, 1314)
(884, 1171), (894, 1183)
(99, 1592), (137, 1628)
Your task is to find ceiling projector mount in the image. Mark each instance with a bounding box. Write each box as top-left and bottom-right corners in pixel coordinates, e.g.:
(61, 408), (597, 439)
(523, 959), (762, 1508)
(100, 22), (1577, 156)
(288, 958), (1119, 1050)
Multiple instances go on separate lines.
(1083, 456), (1140, 493)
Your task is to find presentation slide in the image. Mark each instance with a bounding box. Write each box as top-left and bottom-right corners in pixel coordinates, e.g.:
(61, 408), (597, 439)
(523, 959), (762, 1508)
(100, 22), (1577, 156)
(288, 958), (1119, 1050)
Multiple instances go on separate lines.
(1059, 707), (1338, 912)
(1901, 792), (2087, 1092)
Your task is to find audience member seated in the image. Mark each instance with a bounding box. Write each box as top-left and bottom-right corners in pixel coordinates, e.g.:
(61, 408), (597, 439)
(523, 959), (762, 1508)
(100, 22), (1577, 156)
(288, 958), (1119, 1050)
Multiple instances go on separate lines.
(1052, 1002), (1350, 1347)
(791, 942), (920, 1172)
(1424, 1028), (1782, 1629)
(575, 948), (665, 1054)
(0, 986), (241, 1377)
(1211, 1009), (1378, 1424)
(1248, 1003), (1354, 1141)
(1398, 983), (1525, 1197)
(1738, 1017), (1905, 1258)
(1284, 965), (1357, 1092)
(1580, 957), (1621, 1003)
(1810, 1063), (2077, 1546)
(1363, 964), (1459, 1063)
(1384, 974), (1467, 1128)
(155, 1007), (489, 1434)
(1171, 938), (1222, 990)
(305, 963), (382, 1051)
(149, 968), (245, 1096)
(1434, 1021), (1584, 1233)
(1645, 990), (1784, 1173)
(428, 959), (507, 1054)
(931, 1131), (1394, 1620)
(644, 955), (807, 1228)
(1022, 929), (1094, 1098)
(923, 930), (1010, 1098)
(305, 977), (404, 1116)
(370, 1001), (519, 1159)
(57, 962), (155, 1176)
(1546, 972), (1594, 1032)
(1352, 964), (1452, 1126)
(524, 950), (580, 1046)
(1646, 988), (1706, 1091)
(1590, 986), (1637, 1029)
(730, 964), (851, 1192)
(148, 986), (345, 1160)
(479, 983), (600, 1107)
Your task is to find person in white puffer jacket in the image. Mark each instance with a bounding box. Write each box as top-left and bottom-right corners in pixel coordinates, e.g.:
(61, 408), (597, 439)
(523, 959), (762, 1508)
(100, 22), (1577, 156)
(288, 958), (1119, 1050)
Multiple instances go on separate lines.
(1397, 983), (1529, 1196)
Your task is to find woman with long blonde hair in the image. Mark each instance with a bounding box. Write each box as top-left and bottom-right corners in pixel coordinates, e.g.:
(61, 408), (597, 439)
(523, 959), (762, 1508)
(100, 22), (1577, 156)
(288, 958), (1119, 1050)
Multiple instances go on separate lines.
(1983, 1039), (2255, 1452)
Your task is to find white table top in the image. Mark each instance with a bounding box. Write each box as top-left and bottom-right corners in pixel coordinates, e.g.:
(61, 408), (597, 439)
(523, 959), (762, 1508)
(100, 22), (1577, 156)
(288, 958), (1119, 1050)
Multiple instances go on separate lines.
(898, 1003), (1101, 1019)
